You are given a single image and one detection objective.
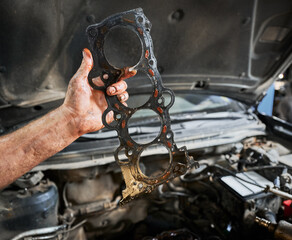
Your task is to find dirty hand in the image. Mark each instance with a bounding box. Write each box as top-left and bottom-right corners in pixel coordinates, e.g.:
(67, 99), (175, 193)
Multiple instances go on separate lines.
(63, 48), (136, 136)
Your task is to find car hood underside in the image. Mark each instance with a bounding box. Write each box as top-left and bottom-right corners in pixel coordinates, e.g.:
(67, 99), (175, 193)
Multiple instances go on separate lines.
(0, 0), (291, 109)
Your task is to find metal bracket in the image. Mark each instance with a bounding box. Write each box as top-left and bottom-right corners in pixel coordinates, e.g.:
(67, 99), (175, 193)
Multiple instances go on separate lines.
(86, 8), (198, 204)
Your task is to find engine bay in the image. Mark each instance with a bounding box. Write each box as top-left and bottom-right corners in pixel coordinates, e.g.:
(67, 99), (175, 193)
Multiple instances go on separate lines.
(1, 136), (292, 240)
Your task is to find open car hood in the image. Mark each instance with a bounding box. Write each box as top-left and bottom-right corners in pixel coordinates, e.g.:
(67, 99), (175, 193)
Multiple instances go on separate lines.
(0, 0), (291, 108)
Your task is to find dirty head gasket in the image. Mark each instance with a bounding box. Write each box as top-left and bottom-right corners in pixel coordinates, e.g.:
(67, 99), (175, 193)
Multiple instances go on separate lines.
(86, 8), (197, 204)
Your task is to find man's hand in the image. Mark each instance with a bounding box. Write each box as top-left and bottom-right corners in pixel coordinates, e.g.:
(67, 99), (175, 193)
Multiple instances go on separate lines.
(0, 49), (137, 189)
(63, 48), (136, 136)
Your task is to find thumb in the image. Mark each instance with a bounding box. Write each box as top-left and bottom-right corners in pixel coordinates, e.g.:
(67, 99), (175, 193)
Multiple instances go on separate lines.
(78, 48), (93, 78)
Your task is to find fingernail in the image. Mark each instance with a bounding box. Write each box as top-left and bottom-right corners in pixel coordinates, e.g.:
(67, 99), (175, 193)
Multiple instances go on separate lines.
(130, 69), (137, 76)
(120, 94), (125, 101)
(82, 48), (90, 58)
(82, 48), (93, 70)
(108, 86), (116, 95)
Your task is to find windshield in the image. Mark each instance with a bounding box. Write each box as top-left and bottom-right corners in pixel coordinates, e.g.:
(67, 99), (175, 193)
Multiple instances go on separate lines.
(81, 91), (248, 140)
(126, 92), (246, 120)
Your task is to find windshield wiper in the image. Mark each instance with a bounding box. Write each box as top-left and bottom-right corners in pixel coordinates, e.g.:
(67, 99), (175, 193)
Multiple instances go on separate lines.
(170, 111), (247, 122)
(80, 111), (249, 140)
(80, 125), (163, 140)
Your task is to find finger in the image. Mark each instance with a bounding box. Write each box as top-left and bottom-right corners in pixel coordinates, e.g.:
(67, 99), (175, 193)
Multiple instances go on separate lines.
(106, 80), (127, 96)
(117, 91), (129, 102)
(92, 76), (104, 87)
(76, 48), (93, 80)
(105, 110), (114, 125)
(119, 67), (137, 81)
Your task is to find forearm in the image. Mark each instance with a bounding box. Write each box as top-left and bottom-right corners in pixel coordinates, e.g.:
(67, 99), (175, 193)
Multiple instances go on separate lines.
(0, 105), (79, 189)
(0, 48), (131, 189)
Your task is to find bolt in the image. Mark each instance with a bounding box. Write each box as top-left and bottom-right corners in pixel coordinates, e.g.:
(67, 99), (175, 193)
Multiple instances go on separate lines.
(146, 186), (152, 193)
(174, 165), (180, 172)
(138, 183), (143, 189)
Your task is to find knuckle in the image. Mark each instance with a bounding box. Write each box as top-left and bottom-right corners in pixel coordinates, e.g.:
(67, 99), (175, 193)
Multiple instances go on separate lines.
(122, 81), (128, 89)
(116, 81), (127, 92)
(119, 91), (129, 102)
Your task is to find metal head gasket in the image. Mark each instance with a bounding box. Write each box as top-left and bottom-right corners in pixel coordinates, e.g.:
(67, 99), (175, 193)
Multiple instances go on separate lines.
(86, 8), (197, 204)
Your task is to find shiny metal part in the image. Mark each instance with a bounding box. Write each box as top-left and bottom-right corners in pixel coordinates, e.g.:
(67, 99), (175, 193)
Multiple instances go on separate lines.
(86, 8), (197, 204)
(14, 171), (44, 188)
(255, 216), (273, 229)
(265, 186), (292, 200)
(11, 225), (67, 240)
(255, 217), (292, 240)
(11, 220), (87, 240)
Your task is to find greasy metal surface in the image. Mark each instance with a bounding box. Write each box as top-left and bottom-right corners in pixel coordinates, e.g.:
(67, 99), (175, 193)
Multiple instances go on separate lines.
(86, 8), (197, 204)
(0, 181), (59, 240)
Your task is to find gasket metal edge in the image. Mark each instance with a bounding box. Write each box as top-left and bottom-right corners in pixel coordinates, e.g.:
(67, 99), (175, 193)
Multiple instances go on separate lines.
(86, 8), (198, 204)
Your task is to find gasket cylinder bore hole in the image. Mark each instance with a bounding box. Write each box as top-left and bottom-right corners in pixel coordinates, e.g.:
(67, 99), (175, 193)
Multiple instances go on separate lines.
(104, 27), (142, 68)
